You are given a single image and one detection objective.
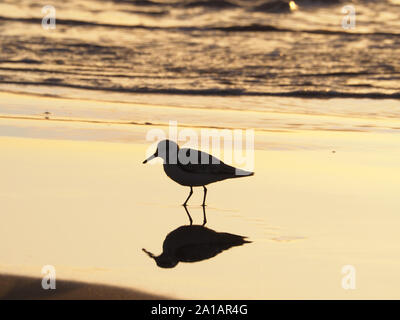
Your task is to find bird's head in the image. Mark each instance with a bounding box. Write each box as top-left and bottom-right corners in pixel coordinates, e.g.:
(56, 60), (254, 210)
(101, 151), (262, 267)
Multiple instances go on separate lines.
(142, 248), (178, 268)
(143, 139), (179, 164)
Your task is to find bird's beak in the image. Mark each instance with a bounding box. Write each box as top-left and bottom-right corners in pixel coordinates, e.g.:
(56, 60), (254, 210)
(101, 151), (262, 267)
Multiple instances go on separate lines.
(142, 248), (155, 259)
(143, 152), (157, 164)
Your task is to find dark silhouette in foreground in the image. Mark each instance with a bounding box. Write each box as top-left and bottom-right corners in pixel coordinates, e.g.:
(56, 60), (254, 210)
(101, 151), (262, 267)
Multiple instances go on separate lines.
(0, 274), (166, 300)
(142, 223), (251, 269)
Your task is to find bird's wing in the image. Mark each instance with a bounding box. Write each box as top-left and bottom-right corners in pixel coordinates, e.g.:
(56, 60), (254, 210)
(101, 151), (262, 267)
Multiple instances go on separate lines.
(177, 148), (236, 175)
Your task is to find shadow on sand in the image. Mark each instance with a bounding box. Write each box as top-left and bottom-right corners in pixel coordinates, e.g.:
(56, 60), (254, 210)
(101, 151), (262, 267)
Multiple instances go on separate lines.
(0, 274), (167, 300)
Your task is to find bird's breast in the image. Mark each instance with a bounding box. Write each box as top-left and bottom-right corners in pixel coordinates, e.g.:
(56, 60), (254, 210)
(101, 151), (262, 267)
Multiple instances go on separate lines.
(163, 164), (222, 187)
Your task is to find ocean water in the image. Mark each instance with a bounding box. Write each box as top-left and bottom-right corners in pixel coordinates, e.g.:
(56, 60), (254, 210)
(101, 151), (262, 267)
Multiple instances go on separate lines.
(0, 0), (399, 130)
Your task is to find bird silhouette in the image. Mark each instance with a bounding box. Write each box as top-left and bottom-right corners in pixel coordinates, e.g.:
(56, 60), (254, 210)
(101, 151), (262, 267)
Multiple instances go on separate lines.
(143, 139), (254, 207)
(142, 213), (251, 268)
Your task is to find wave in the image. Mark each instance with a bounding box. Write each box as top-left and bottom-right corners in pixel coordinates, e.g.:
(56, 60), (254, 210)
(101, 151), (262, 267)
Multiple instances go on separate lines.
(181, 0), (239, 9)
(1, 16), (399, 37)
(104, 0), (165, 6)
(2, 80), (400, 99)
(251, 0), (294, 13)
(101, 0), (374, 11)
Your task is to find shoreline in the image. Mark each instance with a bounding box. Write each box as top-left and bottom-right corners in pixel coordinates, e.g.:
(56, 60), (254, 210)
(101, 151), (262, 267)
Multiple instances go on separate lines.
(1, 90), (399, 136)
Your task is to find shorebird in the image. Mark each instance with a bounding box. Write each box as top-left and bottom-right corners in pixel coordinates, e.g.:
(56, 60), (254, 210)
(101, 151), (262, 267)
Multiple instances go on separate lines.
(143, 139), (254, 207)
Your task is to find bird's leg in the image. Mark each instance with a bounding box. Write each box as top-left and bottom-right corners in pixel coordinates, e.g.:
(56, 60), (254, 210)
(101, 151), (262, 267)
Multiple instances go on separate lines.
(202, 186), (207, 207)
(183, 186), (193, 206)
(202, 204), (207, 226)
(183, 205), (193, 225)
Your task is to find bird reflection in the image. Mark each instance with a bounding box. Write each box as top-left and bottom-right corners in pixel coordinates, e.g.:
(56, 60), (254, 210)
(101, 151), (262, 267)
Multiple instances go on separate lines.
(184, 205), (207, 225)
(143, 207), (251, 268)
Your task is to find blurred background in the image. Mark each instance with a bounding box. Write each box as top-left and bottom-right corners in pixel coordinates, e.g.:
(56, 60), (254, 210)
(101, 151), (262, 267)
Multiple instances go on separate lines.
(0, 0), (399, 102)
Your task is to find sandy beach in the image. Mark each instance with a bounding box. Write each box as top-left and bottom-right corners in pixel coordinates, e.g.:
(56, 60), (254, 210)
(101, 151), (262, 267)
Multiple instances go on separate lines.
(1, 0), (399, 300)
(1, 91), (399, 299)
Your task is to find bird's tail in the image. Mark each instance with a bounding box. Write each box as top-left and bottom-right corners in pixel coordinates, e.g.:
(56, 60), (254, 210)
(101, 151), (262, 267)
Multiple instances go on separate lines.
(234, 169), (254, 177)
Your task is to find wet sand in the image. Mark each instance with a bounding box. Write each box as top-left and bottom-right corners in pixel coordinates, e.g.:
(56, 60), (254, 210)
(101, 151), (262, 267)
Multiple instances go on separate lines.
(2, 0), (400, 300)
(1, 109), (399, 299)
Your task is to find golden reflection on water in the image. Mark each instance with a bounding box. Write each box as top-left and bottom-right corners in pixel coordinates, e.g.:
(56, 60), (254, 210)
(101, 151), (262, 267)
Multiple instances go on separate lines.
(289, 1), (298, 11)
(0, 133), (399, 298)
